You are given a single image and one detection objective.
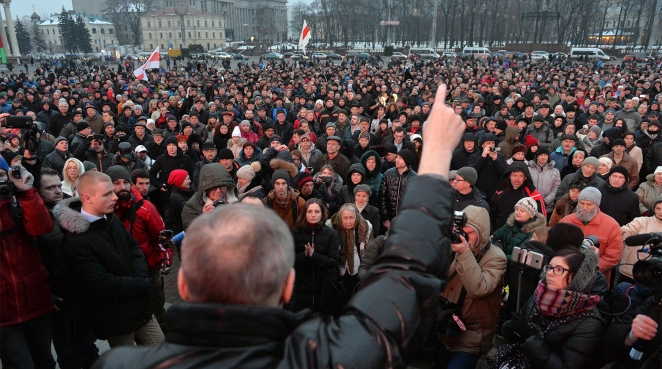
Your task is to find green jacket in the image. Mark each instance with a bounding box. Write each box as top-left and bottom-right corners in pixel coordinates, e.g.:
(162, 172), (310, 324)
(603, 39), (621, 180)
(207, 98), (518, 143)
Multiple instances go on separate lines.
(491, 212), (546, 261)
(181, 163), (237, 230)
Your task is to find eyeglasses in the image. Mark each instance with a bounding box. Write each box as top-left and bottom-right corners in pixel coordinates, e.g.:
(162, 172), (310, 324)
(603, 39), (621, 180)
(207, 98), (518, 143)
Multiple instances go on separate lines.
(454, 179), (468, 183)
(544, 264), (570, 276)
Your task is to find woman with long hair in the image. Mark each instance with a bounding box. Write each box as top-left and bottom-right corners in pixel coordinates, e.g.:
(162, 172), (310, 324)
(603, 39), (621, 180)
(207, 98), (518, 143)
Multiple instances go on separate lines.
(291, 199), (340, 313)
(313, 165), (343, 216)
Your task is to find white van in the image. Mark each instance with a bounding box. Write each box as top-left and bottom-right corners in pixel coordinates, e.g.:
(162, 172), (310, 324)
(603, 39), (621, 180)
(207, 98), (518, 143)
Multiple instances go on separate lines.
(410, 47), (440, 60)
(569, 48), (611, 60)
(462, 47), (491, 59)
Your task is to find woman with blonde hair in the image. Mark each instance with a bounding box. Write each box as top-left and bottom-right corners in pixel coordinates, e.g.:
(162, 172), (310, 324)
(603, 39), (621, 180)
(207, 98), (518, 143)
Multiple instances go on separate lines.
(62, 158), (85, 198)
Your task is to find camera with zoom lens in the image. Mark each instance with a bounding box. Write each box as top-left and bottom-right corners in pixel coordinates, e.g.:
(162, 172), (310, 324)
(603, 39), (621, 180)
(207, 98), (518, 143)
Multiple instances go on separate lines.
(450, 211), (468, 244)
(0, 182), (15, 200)
(212, 199), (226, 207)
(0, 115), (33, 129)
(626, 233), (662, 290)
(489, 147), (501, 153)
(582, 235), (600, 250)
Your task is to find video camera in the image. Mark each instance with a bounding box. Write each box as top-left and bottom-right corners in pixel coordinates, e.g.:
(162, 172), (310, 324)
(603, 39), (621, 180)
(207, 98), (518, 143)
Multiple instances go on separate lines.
(0, 115), (33, 129)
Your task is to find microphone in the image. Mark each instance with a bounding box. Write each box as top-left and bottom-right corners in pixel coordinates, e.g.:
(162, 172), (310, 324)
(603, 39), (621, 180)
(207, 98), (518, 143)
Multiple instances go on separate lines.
(624, 233), (662, 247)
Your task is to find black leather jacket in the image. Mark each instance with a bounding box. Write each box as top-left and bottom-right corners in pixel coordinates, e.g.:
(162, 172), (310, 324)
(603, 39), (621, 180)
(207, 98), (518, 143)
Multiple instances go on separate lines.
(378, 166), (417, 221)
(91, 175), (453, 369)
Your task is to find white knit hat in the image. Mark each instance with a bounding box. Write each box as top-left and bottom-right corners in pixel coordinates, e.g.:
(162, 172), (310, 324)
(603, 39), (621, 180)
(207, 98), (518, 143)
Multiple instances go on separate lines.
(232, 126), (241, 137)
(515, 197), (538, 219)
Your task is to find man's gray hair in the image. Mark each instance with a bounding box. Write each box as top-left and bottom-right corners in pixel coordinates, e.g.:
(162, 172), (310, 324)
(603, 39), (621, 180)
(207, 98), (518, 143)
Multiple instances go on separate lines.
(181, 204), (294, 306)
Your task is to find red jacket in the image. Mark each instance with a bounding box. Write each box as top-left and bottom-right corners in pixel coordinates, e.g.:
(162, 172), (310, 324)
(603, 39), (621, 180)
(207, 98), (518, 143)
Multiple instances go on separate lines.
(114, 188), (170, 271)
(0, 188), (54, 327)
(560, 209), (623, 283)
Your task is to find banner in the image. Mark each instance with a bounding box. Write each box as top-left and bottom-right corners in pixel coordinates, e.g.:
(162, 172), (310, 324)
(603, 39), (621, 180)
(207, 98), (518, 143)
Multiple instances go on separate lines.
(133, 46), (160, 81)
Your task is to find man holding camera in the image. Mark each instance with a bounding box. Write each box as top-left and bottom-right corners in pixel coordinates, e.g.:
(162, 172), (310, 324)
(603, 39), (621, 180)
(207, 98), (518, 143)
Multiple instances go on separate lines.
(107, 166), (169, 331)
(437, 205), (507, 368)
(181, 163), (238, 230)
(91, 85), (466, 369)
(467, 133), (507, 203)
(0, 154), (56, 369)
(73, 132), (115, 173)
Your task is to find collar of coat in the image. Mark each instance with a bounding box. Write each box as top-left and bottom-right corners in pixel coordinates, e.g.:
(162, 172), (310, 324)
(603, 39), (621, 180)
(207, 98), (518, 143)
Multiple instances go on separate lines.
(53, 197), (112, 234)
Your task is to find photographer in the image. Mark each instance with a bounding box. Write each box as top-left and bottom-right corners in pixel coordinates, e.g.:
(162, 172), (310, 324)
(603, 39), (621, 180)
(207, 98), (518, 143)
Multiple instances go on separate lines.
(436, 205), (506, 368)
(181, 163), (237, 230)
(92, 85), (466, 369)
(0, 154), (56, 369)
(73, 133), (115, 173)
(619, 196), (662, 284)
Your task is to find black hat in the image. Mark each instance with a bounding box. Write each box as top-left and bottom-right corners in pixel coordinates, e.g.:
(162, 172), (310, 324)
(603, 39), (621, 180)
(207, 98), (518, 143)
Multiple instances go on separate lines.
(535, 147), (551, 157)
(167, 115), (177, 121)
(608, 165), (629, 181)
(76, 120), (90, 132)
(152, 128), (164, 137)
(106, 165), (132, 183)
(612, 138), (626, 147)
(115, 124), (129, 133)
(385, 143), (398, 154)
(326, 135), (342, 144)
(533, 115), (544, 122)
(560, 134), (576, 141)
(462, 132), (476, 142)
(270, 135), (282, 143)
(547, 223), (585, 250)
(496, 120), (508, 131)
(202, 142), (217, 150)
(397, 149), (414, 167)
(218, 148), (234, 159)
(118, 142), (133, 158)
(272, 169), (291, 186)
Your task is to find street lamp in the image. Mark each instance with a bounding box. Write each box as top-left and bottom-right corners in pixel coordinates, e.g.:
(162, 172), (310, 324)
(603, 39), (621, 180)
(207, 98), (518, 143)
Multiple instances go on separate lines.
(174, 1), (189, 48)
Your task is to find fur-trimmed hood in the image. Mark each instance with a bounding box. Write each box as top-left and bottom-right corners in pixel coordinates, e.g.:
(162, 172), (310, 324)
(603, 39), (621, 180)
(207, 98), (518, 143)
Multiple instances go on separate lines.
(505, 211), (547, 233)
(270, 158), (298, 178)
(53, 197), (92, 234)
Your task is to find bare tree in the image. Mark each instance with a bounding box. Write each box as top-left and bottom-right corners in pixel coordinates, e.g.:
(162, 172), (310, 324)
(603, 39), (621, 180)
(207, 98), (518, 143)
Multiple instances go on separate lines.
(103, 0), (153, 46)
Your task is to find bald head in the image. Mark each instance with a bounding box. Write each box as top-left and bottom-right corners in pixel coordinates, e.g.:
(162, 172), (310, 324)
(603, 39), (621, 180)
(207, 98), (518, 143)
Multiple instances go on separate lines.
(180, 204), (294, 306)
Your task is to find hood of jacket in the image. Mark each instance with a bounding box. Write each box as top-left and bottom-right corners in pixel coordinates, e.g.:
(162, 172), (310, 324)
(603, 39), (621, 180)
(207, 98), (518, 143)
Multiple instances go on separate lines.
(53, 197), (95, 234)
(360, 150), (382, 178)
(528, 159), (557, 171)
(198, 163), (235, 195)
(505, 212), (547, 233)
(345, 163), (366, 183)
(269, 158), (298, 178)
(603, 127), (623, 146)
(227, 137), (247, 149)
(504, 161), (533, 181)
(341, 138), (357, 159)
(462, 205), (491, 252)
(504, 126), (522, 144)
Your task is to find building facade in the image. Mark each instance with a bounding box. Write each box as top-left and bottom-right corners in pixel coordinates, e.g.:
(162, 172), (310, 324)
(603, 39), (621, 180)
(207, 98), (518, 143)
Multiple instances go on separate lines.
(38, 13), (117, 53)
(141, 8), (226, 51)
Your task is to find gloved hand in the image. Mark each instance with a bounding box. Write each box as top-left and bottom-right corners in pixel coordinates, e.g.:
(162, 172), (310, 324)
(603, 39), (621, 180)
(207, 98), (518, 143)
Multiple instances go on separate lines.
(51, 294), (64, 311)
(8, 165), (34, 192)
(509, 312), (537, 342)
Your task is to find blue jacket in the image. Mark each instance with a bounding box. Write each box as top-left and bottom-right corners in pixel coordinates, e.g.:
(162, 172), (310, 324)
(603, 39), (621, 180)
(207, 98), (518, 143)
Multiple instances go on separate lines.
(549, 146), (576, 171)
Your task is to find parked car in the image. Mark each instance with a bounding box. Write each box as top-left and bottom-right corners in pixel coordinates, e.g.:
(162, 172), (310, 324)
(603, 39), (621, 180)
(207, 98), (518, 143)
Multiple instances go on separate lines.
(325, 52), (344, 60)
(263, 52), (284, 60)
(211, 52), (232, 59)
(346, 51), (358, 59)
(530, 50), (550, 61)
(311, 52), (328, 60)
(489, 52), (506, 60)
(291, 54), (308, 60)
(233, 53), (248, 60)
(390, 52), (408, 60)
(282, 52), (294, 58)
(356, 53), (371, 60)
(623, 53), (653, 62)
(442, 51), (456, 59)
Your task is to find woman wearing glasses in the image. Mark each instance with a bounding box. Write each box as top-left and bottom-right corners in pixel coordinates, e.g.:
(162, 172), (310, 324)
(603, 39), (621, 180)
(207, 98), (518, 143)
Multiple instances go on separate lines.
(490, 247), (604, 369)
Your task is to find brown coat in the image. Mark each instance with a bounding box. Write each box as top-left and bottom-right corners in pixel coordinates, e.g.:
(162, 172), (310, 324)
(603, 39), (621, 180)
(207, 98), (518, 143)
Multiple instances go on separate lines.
(263, 187), (305, 230)
(600, 151), (639, 190)
(440, 205), (507, 356)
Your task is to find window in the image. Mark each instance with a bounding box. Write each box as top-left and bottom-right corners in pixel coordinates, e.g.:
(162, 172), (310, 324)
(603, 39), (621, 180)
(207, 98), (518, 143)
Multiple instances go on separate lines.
(92, 28), (97, 34)
(207, 43), (210, 49)
(212, 21), (214, 27)
(219, 31), (223, 38)
(205, 20), (207, 27)
(205, 32), (208, 38)
(167, 20), (171, 27)
(187, 20), (190, 26)
(212, 32), (215, 38)
(160, 33), (163, 38)
(169, 32), (172, 38)
(46, 29), (49, 35)
(159, 21), (162, 27)
(147, 21), (151, 28)
(109, 29), (113, 34)
(188, 32), (191, 38)
(149, 33), (152, 39)
(178, 32), (181, 38)
(198, 32), (201, 38)
(95, 39), (97, 44)
(197, 20), (200, 26)
(161, 44), (164, 49)
(150, 44), (153, 49)
(101, 29), (105, 34)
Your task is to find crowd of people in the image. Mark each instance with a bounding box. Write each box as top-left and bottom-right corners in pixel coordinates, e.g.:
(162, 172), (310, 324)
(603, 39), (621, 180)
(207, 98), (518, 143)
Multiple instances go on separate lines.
(0, 52), (661, 369)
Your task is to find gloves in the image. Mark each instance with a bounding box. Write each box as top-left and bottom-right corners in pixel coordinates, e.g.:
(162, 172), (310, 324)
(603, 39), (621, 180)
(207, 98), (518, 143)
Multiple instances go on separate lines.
(503, 312), (537, 343)
(8, 165), (34, 192)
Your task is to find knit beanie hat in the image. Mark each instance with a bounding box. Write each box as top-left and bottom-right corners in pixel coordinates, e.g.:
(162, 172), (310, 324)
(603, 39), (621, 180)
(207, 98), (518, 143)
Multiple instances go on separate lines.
(236, 165), (256, 182)
(455, 166), (477, 186)
(578, 187), (602, 206)
(547, 223), (585, 250)
(55, 136), (68, 146)
(589, 125), (602, 137)
(232, 126), (241, 137)
(82, 161), (97, 172)
(612, 138), (626, 147)
(598, 157), (613, 171)
(515, 197), (538, 219)
(582, 156), (600, 170)
(297, 174), (314, 189)
(609, 165), (629, 181)
(535, 147), (551, 157)
(106, 165), (131, 183)
(397, 149), (414, 167)
(272, 169), (291, 186)
(167, 169), (189, 188)
(218, 148), (235, 160)
(76, 120), (90, 132)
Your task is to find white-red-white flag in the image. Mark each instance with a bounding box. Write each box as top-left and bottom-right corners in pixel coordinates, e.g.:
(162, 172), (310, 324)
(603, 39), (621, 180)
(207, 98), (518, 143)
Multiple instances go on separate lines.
(298, 21), (311, 53)
(133, 46), (160, 80)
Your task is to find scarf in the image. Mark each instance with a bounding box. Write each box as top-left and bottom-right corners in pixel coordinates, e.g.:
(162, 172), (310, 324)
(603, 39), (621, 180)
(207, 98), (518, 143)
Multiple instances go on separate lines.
(533, 281), (600, 318)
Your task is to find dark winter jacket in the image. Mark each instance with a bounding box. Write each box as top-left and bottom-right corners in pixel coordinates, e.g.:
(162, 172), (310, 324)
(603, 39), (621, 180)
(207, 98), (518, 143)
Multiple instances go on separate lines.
(170, 186), (194, 235)
(358, 235), (386, 279)
(127, 133), (154, 150)
(313, 171), (343, 215)
(379, 166), (417, 221)
(491, 213), (547, 261)
(291, 223), (340, 312)
(453, 187), (490, 213)
(43, 149), (72, 177)
(555, 169), (605, 202)
(55, 198), (152, 339)
(467, 149), (508, 201)
(148, 148), (195, 190)
(181, 163), (237, 230)
(597, 182), (639, 226)
(451, 146), (478, 171)
(490, 162), (546, 230)
(73, 138), (115, 173)
(338, 163), (366, 205)
(360, 150), (383, 205)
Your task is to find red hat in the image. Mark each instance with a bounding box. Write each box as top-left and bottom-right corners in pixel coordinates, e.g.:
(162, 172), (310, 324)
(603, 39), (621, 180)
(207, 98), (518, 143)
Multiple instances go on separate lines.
(176, 134), (188, 143)
(167, 169), (188, 188)
(297, 175), (314, 189)
(525, 135), (540, 149)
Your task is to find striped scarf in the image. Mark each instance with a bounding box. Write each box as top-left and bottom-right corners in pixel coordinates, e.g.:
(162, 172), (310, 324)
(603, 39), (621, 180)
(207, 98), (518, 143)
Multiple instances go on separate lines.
(534, 281), (600, 317)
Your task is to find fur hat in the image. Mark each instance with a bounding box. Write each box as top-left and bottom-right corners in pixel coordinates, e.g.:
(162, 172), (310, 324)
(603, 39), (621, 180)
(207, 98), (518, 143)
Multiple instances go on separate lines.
(578, 187), (602, 206)
(515, 197), (538, 219)
(455, 166), (477, 186)
(511, 144), (527, 156)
